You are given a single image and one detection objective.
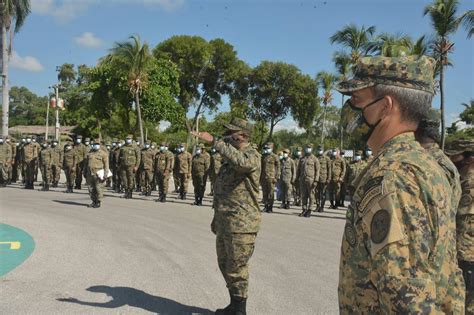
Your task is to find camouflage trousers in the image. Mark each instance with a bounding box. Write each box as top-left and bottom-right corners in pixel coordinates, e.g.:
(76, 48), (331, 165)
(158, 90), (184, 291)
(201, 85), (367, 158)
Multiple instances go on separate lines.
(299, 179), (315, 210)
(293, 181), (301, 204)
(177, 173), (189, 194)
(316, 182), (329, 210)
(216, 233), (257, 298)
(24, 159), (37, 186)
(112, 166), (121, 190)
(210, 173), (217, 195)
(6, 163), (12, 182)
(0, 162), (8, 185)
(40, 165), (52, 186)
(279, 180), (292, 204)
(75, 161), (84, 188)
(51, 164), (61, 184)
(328, 180), (342, 205)
(87, 175), (104, 203)
(192, 174), (207, 198)
(156, 172), (170, 196)
(173, 172), (180, 192)
(467, 289), (473, 315)
(121, 166), (136, 191)
(64, 167), (76, 190)
(139, 169), (154, 192)
(261, 178), (275, 206)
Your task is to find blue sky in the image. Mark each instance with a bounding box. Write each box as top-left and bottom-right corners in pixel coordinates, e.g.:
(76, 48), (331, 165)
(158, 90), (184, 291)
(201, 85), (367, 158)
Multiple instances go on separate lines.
(10, 0), (474, 129)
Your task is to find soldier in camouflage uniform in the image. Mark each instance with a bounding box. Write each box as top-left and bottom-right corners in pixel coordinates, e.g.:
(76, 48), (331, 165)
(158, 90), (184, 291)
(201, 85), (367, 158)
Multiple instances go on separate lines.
(0, 137), (12, 186)
(337, 55), (464, 313)
(339, 150), (349, 207)
(193, 117), (261, 315)
(31, 135), (41, 181)
(296, 143), (319, 217)
(85, 139), (109, 208)
(175, 143), (192, 200)
(18, 137), (26, 183)
(63, 143), (76, 193)
(316, 146), (331, 212)
(260, 142), (280, 213)
(5, 137), (14, 184)
(39, 141), (53, 191)
(154, 142), (173, 202)
(73, 135), (88, 190)
(119, 135), (141, 199)
(11, 139), (19, 183)
(292, 147), (303, 206)
(279, 149), (296, 209)
(22, 136), (38, 189)
(446, 139), (474, 314)
(191, 144), (210, 206)
(139, 140), (156, 196)
(50, 140), (63, 187)
(328, 148), (346, 209)
(346, 150), (365, 198)
(173, 147), (180, 193)
(112, 140), (123, 193)
(209, 146), (222, 196)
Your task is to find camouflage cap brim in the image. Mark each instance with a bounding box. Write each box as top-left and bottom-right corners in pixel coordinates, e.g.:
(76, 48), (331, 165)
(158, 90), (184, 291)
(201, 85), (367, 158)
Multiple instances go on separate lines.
(336, 79), (376, 95)
(223, 123), (243, 131)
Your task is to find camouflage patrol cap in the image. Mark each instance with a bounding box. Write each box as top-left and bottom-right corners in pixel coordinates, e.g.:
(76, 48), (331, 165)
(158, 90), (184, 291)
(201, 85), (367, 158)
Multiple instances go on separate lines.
(93, 138), (100, 144)
(445, 139), (474, 156)
(126, 134), (133, 139)
(336, 55), (436, 95)
(223, 117), (253, 134)
(77, 135), (83, 139)
(265, 142), (274, 148)
(305, 143), (313, 148)
(179, 143), (186, 147)
(297, 146), (303, 151)
(145, 140), (151, 145)
(283, 149), (290, 153)
(355, 150), (363, 155)
(160, 141), (167, 146)
(85, 137), (91, 142)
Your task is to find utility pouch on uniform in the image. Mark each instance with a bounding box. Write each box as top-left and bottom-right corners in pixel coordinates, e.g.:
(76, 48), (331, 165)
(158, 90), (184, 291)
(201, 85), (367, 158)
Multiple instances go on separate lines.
(460, 261), (474, 290)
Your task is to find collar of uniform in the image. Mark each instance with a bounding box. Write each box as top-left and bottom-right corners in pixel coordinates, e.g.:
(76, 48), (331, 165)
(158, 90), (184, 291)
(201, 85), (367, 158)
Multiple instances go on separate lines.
(376, 132), (415, 159)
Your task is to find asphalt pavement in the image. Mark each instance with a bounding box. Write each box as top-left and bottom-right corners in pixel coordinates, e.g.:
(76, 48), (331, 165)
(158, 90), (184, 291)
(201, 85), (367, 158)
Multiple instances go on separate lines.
(0, 178), (345, 314)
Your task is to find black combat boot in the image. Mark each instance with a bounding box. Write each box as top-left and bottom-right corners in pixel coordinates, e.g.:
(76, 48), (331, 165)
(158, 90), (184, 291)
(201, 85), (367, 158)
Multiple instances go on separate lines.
(233, 296), (247, 315)
(261, 205), (267, 212)
(161, 194), (167, 203)
(93, 201), (101, 208)
(129, 190), (133, 199)
(193, 196), (199, 205)
(304, 209), (312, 217)
(87, 202), (96, 208)
(123, 190), (129, 199)
(298, 207), (307, 217)
(182, 192), (186, 200)
(215, 291), (233, 315)
(266, 204), (273, 213)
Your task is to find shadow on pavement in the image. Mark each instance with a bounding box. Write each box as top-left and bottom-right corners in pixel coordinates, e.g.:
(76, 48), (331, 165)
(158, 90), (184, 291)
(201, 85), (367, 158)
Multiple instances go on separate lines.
(52, 200), (89, 207)
(57, 285), (213, 314)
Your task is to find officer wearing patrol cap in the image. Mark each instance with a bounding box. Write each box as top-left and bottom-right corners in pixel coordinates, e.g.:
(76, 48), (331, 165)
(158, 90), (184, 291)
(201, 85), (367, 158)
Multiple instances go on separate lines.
(337, 55), (464, 313)
(292, 146), (303, 206)
(279, 148), (296, 209)
(193, 117), (261, 315)
(446, 138), (474, 314)
(39, 140), (53, 191)
(296, 143), (319, 217)
(85, 138), (109, 208)
(119, 135), (141, 199)
(139, 140), (156, 196)
(346, 150), (365, 198)
(175, 143), (192, 200)
(191, 143), (210, 206)
(260, 141), (280, 213)
(73, 135), (88, 190)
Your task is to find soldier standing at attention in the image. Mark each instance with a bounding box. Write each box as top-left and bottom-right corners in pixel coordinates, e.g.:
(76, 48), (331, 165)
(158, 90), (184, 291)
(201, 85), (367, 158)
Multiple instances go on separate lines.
(63, 143), (76, 193)
(85, 139), (109, 208)
(209, 146), (222, 196)
(154, 142), (173, 203)
(193, 117), (261, 315)
(337, 55), (464, 313)
(191, 144), (210, 206)
(339, 150), (348, 207)
(22, 136), (38, 189)
(139, 140), (155, 196)
(296, 143), (319, 217)
(39, 141), (53, 191)
(446, 139), (474, 314)
(292, 147), (303, 206)
(5, 137), (14, 184)
(175, 143), (192, 200)
(119, 135), (141, 199)
(31, 135), (41, 181)
(316, 146), (331, 212)
(73, 135), (88, 190)
(346, 150), (365, 199)
(279, 149), (296, 209)
(112, 140), (123, 193)
(0, 137), (12, 187)
(11, 139), (19, 183)
(329, 148), (346, 209)
(260, 142), (280, 213)
(50, 139), (63, 188)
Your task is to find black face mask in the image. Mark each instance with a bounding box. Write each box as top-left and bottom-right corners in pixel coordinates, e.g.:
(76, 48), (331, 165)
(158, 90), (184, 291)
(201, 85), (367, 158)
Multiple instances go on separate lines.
(345, 97), (384, 142)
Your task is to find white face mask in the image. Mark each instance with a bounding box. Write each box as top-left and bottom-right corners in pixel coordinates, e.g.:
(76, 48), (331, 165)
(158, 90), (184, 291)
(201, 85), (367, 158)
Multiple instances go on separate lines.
(267, 148), (272, 153)
(366, 150), (372, 156)
(164, 146), (168, 151)
(26, 138), (31, 143)
(112, 143), (117, 147)
(42, 144), (48, 148)
(21, 139), (26, 143)
(196, 149), (202, 155)
(106, 145), (111, 150)
(32, 139), (37, 142)
(317, 150), (323, 155)
(145, 144), (150, 149)
(125, 139), (132, 145)
(305, 148), (312, 154)
(283, 153), (288, 159)
(76, 139), (82, 144)
(354, 155), (362, 161)
(136, 142), (140, 146)
(0, 139), (4, 144)
(92, 144), (100, 151)
(151, 145), (156, 149)
(85, 141), (90, 146)
(332, 152), (337, 157)
(296, 151), (301, 157)
(65, 146), (72, 151)
(52, 142), (58, 147)
(118, 143), (123, 148)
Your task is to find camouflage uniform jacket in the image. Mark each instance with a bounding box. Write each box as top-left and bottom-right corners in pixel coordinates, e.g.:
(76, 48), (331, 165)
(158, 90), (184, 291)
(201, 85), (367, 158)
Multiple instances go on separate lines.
(0, 144), (12, 163)
(347, 161), (365, 190)
(213, 142), (261, 234)
(176, 151), (192, 176)
(317, 155), (332, 183)
(192, 152), (210, 176)
(51, 146), (64, 166)
(119, 144), (141, 169)
(261, 153), (280, 182)
(296, 154), (320, 184)
(39, 148), (53, 167)
(155, 151), (173, 174)
(86, 149), (109, 178)
(457, 167), (474, 262)
(22, 143), (38, 163)
(339, 133), (464, 314)
(10, 142), (16, 162)
(210, 153), (222, 177)
(280, 157), (296, 184)
(140, 148), (156, 170)
(331, 156), (346, 181)
(73, 143), (88, 165)
(63, 149), (76, 169)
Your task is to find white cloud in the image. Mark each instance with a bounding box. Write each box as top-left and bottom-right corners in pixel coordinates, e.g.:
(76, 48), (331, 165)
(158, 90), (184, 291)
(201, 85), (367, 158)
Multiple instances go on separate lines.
(273, 118), (305, 133)
(9, 51), (44, 72)
(74, 32), (103, 48)
(31, 0), (184, 22)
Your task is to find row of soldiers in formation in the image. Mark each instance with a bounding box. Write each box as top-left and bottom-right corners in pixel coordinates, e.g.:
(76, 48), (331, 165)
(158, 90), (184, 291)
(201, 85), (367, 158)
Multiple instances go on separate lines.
(0, 133), (372, 214)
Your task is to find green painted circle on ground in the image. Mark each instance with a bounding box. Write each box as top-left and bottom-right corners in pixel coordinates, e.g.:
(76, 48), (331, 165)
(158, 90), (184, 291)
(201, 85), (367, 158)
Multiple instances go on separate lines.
(0, 223), (35, 277)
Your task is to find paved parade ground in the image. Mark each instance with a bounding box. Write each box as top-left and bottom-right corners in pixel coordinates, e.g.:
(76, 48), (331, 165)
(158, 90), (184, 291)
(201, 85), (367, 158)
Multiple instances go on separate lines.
(1, 180), (345, 314)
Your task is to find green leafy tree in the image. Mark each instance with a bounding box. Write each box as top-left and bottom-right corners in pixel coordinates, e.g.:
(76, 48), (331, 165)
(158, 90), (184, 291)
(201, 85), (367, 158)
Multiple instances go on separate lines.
(1, 0), (31, 136)
(57, 63), (76, 87)
(316, 71), (338, 147)
(9, 86), (50, 127)
(424, 0), (473, 149)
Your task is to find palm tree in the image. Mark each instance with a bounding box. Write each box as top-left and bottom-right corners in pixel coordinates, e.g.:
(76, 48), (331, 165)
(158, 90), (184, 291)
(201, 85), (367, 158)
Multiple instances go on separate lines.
(109, 35), (152, 142)
(372, 33), (413, 57)
(316, 71), (338, 147)
(333, 51), (351, 148)
(1, 0), (31, 136)
(330, 24), (376, 66)
(424, 0), (473, 149)
(57, 63), (76, 86)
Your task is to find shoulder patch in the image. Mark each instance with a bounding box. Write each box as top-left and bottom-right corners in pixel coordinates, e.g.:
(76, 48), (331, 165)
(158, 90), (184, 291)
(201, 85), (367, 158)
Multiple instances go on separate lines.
(371, 209), (390, 244)
(363, 176), (384, 194)
(344, 223), (356, 247)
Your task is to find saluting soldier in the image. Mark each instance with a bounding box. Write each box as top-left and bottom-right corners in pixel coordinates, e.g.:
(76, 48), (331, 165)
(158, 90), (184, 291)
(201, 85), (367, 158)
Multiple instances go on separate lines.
(191, 144), (210, 206)
(85, 139), (109, 208)
(175, 143), (192, 200)
(119, 135), (141, 199)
